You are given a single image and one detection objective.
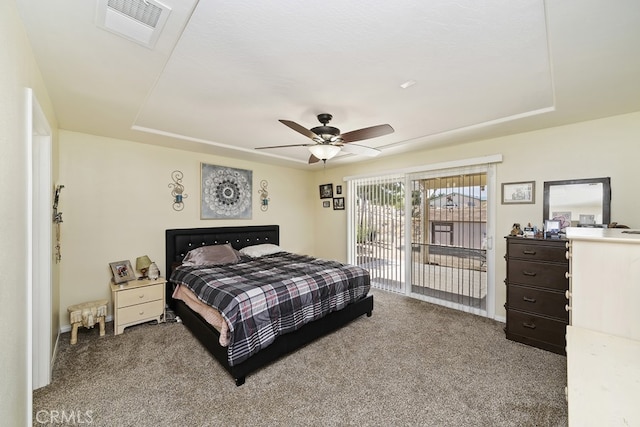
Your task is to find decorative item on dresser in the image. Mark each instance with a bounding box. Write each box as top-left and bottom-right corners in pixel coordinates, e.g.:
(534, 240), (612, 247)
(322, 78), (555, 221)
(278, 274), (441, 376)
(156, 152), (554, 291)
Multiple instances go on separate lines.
(111, 277), (166, 335)
(504, 236), (569, 355)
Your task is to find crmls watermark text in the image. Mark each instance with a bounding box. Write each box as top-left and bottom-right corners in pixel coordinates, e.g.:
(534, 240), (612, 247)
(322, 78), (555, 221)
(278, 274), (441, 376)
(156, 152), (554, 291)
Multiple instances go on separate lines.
(35, 410), (94, 425)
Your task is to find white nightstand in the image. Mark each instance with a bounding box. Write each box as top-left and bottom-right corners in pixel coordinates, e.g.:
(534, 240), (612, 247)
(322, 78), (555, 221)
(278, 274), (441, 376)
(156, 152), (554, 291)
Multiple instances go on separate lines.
(111, 277), (166, 335)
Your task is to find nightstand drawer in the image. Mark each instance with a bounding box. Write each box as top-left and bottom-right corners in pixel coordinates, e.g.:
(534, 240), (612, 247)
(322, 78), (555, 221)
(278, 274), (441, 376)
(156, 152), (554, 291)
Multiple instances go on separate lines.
(117, 283), (163, 307)
(117, 299), (164, 325)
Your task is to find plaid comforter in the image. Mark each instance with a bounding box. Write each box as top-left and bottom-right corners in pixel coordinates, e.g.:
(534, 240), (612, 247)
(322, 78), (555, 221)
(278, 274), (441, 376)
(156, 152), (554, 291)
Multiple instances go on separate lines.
(170, 252), (370, 366)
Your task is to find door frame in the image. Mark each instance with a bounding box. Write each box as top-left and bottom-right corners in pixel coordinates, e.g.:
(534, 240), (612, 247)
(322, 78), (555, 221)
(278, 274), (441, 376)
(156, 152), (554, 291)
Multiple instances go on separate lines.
(26, 88), (53, 394)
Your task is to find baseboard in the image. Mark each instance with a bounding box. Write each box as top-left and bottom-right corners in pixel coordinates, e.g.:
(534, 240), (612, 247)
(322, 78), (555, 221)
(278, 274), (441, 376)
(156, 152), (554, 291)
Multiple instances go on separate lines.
(494, 314), (506, 323)
(59, 315), (113, 333)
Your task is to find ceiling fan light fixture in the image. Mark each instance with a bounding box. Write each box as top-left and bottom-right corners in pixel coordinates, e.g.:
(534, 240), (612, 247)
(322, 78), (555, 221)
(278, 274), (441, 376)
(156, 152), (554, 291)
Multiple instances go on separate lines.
(308, 144), (341, 161)
(310, 125), (341, 142)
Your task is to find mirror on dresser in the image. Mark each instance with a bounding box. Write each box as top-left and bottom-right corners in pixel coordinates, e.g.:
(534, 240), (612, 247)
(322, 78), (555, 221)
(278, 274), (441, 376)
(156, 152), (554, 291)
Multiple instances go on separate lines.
(543, 177), (611, 229)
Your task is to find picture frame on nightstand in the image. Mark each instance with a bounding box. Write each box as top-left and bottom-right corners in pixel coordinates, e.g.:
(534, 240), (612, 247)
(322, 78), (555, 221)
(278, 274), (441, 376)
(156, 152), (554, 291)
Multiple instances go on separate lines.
(109, 260), (136, 284)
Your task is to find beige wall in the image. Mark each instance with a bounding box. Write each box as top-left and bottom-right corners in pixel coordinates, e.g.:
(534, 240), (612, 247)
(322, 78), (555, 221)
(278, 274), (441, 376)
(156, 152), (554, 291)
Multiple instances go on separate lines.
(312, 112), (640, 318)
(58, 130), (314, 326)
(59, 112), (640, 328)
(0, 1), (58, 425)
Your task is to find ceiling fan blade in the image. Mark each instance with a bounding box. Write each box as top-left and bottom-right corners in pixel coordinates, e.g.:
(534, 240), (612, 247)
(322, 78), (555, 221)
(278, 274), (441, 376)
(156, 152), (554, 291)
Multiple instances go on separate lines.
(340, 124), (394, 143)
(339, 143), (382, 157)
(279, 119), (319, 140)
(308, 154), (321, 164)
(255, 144), (313, 150)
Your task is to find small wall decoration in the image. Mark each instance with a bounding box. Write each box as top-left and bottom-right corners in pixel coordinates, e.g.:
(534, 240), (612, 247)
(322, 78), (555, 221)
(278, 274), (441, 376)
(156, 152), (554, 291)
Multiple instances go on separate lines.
(258, 179), (270, 211)
(168, 170), (187, 211)
(333, 197), (345, 210)
(336, 185), (342, 195)
(319, 183), (333, 199)
(201, 163), (252, 219)
(52, 184), (64, 263)
(501, 181), (535, 204)
(109, 260), (136, 284)
(323, 201), (330, 208)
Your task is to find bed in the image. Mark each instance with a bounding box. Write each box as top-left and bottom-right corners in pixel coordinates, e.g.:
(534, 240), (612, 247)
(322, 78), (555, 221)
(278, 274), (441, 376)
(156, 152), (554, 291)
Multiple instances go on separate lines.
(165, 225), (374, 386)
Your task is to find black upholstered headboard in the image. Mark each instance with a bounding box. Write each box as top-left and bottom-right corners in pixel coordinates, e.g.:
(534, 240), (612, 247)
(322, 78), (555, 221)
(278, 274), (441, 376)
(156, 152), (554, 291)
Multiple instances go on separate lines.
(164, 225), (280, 280)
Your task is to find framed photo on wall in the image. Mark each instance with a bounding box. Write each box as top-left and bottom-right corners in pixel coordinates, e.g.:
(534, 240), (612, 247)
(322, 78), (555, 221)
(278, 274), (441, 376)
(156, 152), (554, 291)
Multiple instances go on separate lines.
(501, 181), (535, 204)
(319, 183), (333, 199)
(333, 197), (345, 210)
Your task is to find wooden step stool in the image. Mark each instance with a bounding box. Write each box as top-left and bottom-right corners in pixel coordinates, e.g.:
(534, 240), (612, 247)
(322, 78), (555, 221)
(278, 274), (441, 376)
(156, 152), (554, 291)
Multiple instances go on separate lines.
(67, 299), (108, 345)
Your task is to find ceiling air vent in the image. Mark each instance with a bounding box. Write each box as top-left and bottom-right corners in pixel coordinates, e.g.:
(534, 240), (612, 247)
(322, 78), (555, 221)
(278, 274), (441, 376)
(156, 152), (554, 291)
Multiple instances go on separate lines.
(96, 0), (171, 48)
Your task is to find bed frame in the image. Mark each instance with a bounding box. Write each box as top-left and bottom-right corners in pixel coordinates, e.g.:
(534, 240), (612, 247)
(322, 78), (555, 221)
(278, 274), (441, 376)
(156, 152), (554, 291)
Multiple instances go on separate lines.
(165, 225), (374, 386)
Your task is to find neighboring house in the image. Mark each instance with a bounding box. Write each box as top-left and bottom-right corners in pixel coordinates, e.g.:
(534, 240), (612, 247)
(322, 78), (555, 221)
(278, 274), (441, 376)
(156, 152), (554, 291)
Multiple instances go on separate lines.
(429, 192), (482, 209)
(429, 193), (486, 249)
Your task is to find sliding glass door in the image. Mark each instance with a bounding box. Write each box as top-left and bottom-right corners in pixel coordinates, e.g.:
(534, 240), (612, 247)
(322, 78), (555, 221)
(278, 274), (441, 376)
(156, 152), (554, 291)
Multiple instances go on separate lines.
(408, 172), (487, 315)
(347, 162), (494, 317)
(349, 175), (406, 293)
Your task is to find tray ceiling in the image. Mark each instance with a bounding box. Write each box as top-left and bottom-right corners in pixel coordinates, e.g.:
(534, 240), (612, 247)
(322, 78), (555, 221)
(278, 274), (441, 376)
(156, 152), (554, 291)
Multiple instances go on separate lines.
(15, 0), (640, 168)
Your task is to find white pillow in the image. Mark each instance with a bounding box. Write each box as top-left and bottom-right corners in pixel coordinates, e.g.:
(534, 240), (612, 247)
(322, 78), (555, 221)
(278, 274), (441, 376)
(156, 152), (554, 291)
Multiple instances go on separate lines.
(239, 243), (283, 257)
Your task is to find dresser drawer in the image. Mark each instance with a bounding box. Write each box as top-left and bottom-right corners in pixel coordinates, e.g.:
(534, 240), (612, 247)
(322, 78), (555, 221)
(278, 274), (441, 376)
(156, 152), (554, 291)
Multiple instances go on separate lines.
(507, 310), (567, 348)
(117, 299), (164, 325)
(117, 283), (164, 307)
(507, 284), (569, 321)
(508, 240), (568, 262)
(508, 259), (568, 290)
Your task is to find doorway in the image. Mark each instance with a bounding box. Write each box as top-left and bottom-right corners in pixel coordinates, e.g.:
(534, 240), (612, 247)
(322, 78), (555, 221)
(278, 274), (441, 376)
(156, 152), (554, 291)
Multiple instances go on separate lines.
(27, 88), (53, 391)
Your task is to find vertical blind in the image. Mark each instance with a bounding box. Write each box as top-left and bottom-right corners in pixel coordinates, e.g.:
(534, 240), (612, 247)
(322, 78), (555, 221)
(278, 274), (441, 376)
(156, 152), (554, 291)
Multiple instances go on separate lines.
(408, 172), (487, 313)
(346, 158), (497, 317)
(347, 174), (405, 293)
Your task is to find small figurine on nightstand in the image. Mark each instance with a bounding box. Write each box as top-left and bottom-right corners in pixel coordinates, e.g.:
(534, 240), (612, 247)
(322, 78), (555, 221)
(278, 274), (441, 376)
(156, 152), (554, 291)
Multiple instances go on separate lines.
(510, 223), (523, 236)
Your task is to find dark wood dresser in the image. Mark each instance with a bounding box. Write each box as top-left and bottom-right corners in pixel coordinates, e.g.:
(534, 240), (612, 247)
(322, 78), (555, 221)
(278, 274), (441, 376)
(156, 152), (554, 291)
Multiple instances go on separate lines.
(504, 236), (569, 355)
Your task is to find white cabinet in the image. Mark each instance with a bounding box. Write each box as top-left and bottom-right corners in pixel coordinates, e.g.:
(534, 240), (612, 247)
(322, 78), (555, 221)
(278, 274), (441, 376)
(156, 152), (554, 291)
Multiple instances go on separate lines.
(566, 228), (640, 427)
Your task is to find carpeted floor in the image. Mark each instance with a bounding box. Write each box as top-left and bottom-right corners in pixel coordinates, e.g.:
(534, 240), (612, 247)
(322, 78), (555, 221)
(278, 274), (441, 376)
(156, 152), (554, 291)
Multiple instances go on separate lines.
(34, 289), (568, 426)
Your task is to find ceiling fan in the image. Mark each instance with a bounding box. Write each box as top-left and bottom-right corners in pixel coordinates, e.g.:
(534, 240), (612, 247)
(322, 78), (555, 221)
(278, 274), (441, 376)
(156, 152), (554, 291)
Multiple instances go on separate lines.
(256, 113), (394, 164)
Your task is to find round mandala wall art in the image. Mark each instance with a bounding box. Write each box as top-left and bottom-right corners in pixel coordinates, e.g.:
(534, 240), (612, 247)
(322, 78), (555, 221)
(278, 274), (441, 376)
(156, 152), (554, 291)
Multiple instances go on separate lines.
(201, 163), (252, 219)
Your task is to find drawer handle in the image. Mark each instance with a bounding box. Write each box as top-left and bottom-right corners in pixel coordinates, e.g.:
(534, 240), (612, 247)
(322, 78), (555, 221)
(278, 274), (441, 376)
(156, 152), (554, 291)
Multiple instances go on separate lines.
(139, 311), (145, 315)
(522, 296), (536, 303)
(522, 250), (536, 255)
(522, 271), (537, 277)
(522, 322), (536, 329)
(138, 294), (145, 298)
